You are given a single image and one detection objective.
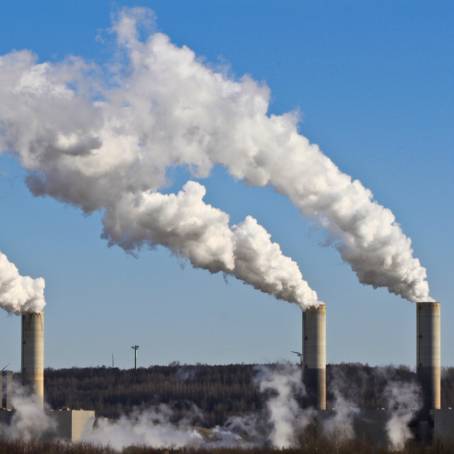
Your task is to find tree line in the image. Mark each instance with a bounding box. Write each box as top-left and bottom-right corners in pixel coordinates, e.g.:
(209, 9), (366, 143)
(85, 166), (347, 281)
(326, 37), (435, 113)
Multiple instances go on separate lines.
(38, 363), (454, 426)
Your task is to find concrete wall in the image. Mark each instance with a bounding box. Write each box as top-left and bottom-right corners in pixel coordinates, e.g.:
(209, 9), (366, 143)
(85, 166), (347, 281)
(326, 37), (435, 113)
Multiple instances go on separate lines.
(1, 408), (95, 442)
(52, 409), (95, 442)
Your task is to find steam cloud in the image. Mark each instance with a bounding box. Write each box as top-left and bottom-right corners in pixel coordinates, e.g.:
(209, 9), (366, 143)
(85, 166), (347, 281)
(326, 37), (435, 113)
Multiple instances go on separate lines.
(0, 7), (430, 302)
(83, 366), (421, 450)
(0, 366), (424, 450)
(82, 403), (262, 450)
(255, 364), (316, 448)
(0, 251), (45, 314)
(322, 388), (359, 442)
(384, 380), (421, 451)
(83, 364), (311, 450)
(104, 181), (319, 308)
(83, 404), (204, 450)
(0, 383), (55, 441)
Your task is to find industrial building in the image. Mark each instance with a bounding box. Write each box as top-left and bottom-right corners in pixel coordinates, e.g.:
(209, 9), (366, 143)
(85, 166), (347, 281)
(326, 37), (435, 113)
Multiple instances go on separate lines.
(52, 408), (96, 442)
(0, 311), (95, 442)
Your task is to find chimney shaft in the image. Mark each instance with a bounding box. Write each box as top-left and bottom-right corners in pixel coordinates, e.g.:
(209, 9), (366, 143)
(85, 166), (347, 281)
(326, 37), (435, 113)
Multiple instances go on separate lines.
(416, 302), (441, 411)
(302, 304), (326, 410)
(21, 312), (44, 406)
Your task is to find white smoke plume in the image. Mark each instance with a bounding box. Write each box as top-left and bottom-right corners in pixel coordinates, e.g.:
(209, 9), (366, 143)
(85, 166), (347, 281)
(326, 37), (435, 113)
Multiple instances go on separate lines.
(104, 181), (319, 308)
(384, 380), (421, 451)
(0, 251), (45, 314)
(0, 7), (430, 302)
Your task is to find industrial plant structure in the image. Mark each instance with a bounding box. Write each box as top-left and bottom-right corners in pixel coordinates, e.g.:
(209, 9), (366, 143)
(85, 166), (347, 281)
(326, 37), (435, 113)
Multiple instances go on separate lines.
(300, 301), (454, 445)
(0, 311), (95, 442)
(0, 300), (453, 446)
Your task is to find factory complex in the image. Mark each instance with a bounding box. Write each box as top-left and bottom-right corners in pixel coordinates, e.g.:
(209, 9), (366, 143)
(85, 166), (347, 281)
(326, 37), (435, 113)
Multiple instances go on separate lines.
(0, 302), (453, 446)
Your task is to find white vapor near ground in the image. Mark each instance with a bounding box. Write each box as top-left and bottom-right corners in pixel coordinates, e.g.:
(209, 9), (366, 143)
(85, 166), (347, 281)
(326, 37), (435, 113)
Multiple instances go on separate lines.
(384, 380), (422, 451)
(322, 387), (359, 442)
(83, 365), (422, 451)
(0, 7), (431, 302)
(255, 364), (315, 448)
(0, 251), (45, 314)
(0, 366), (424, 451)
(0, 382), (55, 441)
(83, 365), (306, 450)
(82, 404), (204, 450)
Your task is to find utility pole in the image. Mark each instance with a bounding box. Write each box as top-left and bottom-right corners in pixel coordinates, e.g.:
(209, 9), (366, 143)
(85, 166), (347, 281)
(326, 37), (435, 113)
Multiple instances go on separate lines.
(131, 345), (139, 370)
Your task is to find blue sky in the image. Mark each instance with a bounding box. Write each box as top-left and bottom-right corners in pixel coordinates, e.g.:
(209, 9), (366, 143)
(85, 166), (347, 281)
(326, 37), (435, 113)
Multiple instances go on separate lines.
(0, 1), (453, 369)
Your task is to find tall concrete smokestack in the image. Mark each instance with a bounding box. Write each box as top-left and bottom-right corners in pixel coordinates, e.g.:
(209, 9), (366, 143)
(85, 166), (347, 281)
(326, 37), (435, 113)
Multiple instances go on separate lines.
(302, 304), (326, 410)
(417, 302), (441, 411)
(21, 312), (44, 406)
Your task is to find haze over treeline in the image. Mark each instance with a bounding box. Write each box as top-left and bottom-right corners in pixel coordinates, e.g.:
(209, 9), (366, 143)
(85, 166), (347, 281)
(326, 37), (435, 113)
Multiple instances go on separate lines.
(41, 363), (454, 424)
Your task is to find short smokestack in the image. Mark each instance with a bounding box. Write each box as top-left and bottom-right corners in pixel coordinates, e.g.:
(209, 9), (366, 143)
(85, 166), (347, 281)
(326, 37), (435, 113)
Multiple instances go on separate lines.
(302, 304), (326, 410)
(21, 311), (44, 406)
(417, 302), (441, 411)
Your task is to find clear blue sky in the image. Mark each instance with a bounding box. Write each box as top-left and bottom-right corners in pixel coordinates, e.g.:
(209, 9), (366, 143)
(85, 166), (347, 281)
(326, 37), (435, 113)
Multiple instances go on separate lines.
(0, 1), (453, 370)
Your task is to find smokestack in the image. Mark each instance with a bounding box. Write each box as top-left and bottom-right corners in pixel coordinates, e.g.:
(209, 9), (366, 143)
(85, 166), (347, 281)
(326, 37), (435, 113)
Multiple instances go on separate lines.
(302, 304), (326, 410)
(21, 311), (44, 406)
(417, 302), (441, 411)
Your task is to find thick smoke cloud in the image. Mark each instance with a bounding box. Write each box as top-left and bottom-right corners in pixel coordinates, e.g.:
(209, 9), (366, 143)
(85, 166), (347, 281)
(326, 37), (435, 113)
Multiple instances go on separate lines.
(104, 181), (319, 307)
(0, 7), (430, 302)
(0, 251), (45, 314)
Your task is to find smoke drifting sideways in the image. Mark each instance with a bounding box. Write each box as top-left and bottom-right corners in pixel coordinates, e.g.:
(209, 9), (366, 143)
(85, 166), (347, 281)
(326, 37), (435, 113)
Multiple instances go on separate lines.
(0, 252), (45, 314)
(0, 7), (430, 302)
(104, 181), (320, 308)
